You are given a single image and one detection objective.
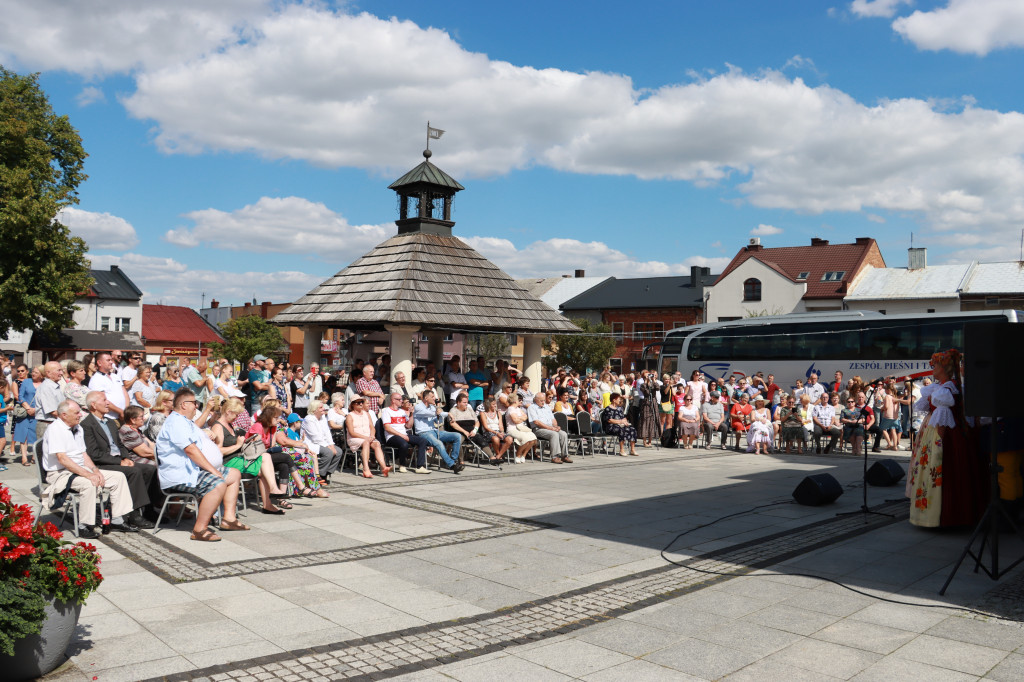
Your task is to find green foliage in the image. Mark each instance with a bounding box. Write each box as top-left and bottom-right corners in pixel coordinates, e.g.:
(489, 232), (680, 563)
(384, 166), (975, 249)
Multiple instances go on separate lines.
(0, 67), (92, 339)
(208, 313), (286, 363)
(466, 333), (510, 365)
(1, 484), (103, 656)
(543, 318), (614, 374)
(0, 580), (45, 657)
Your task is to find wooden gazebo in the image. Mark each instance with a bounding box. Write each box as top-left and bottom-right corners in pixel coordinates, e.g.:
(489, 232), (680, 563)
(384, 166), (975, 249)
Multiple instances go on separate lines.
(273, 149), (578, 387)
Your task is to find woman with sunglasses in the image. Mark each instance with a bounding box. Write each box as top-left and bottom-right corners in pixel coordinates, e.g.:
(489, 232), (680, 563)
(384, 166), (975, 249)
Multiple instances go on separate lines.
(675, 391), (700, 449)
(11, 364), (39, 466)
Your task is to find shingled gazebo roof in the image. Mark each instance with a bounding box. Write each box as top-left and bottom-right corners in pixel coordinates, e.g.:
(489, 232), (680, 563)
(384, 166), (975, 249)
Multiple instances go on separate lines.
(273, 151), (579, 335)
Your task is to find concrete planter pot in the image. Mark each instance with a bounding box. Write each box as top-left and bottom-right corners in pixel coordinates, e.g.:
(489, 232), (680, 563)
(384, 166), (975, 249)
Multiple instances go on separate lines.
(0, 596), (82, 681)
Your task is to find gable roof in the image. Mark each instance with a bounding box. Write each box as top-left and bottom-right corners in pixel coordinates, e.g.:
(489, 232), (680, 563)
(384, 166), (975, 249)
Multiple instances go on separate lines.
(143, 305), (226, 345)
(845, 264), (973, 301)
(961, 262), (1024, 295)
(715, 238), (883, 299)
(516, 276), (612, 311)
(560, 274), (714, 311)
(272, 232), (579, 334)
(83, 265), (143, 301)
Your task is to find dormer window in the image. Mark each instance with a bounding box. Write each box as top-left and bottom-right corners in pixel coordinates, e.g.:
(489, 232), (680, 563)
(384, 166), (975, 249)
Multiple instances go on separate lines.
(796, 272), (809, 280)
(821, 271), (845, 282)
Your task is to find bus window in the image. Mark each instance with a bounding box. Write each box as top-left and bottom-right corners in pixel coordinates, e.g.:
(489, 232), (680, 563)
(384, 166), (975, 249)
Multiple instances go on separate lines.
(917, 321), (964, 356)
(861, 324), (904, 357)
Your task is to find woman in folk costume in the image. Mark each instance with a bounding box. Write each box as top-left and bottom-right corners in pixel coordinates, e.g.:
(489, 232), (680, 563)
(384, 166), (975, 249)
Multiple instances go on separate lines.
(907, 349), (986, 527)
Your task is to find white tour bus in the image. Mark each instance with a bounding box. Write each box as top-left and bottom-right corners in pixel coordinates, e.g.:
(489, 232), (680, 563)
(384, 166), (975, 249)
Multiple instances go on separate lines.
(650, 310), (1021, 386)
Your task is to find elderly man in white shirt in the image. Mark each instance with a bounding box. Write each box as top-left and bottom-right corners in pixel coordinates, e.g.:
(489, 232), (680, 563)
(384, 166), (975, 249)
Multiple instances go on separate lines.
(35, 360), (66, 440)
(803, 372), (826, 405)
(528, 392), (572, 464)
(302, 399), (342, 481)
(42, 400), (136, 539)
(812, 392), (841, 454)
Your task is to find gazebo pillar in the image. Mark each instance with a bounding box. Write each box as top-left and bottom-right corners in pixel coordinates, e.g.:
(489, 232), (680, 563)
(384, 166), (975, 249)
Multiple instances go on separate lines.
(386, 325), (419, 391)
(523, 334), (543, 388)
(302, 326), (325, 368)
(427, 331), (445, 369)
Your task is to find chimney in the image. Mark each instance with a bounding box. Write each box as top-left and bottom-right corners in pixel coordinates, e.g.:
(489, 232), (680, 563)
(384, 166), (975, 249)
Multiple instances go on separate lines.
(575, 269), (585, 278)
(243, 302), (251, 308)
(855, 237), (872, 245)
(690, 265), (710, 284)
(261, 301), (271, 317)
(908, 247), (927, 270)
(211, 299), (219, 309)
(811, 238), (829, 246)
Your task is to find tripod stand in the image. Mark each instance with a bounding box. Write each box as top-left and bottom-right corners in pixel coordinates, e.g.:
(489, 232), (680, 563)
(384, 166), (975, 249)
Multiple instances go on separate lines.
(939, 420), (1024, 595)
(837, 417), (895, 524)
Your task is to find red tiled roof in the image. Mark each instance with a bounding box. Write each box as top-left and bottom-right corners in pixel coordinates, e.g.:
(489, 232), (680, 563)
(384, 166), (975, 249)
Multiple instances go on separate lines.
(715, 239), (883, 299)
(143, 305), (225, 345)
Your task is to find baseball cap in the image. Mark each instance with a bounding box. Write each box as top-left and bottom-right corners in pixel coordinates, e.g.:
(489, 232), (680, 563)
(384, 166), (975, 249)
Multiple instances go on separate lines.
(286, 413), (302, 424)
(253, 354), (268, 361)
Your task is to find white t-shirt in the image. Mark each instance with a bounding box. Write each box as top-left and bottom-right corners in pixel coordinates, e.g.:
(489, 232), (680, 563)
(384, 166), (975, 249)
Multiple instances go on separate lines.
(121, 365), (138, 387)
(89, 371), (126, 419)
(380, 407), (409, 438)
(327, 407), (348, 429)
(446, 371), (467, 400)
(42, 419), (89, 472)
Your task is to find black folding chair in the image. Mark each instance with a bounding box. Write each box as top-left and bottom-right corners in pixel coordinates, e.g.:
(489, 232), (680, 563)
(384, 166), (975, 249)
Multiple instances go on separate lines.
(555, 412), (587, 457)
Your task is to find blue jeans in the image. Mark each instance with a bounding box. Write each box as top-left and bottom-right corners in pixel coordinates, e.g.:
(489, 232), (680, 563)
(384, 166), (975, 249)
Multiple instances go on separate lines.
(416, 429), (461, 467)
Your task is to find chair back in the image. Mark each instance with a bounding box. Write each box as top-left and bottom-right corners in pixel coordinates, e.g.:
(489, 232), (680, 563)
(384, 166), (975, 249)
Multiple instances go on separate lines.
(553, 412), (569, 432)
(33, 439), (47, 493)
(576, 412), (592, 435)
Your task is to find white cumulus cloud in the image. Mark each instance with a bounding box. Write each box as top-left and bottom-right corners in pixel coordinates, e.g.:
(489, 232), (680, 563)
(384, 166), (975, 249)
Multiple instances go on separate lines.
(165, 196), (392, 262)
(850, 0), (913, 18)
(892, 0), (1024, 55)
(59, 207), (139, 249)
(461, 236), (731, 280)
(0, 0), (271, 76)
(87, 252), (326, 307)
(75, 86), (106, 107)
(750, 224), (783, 236)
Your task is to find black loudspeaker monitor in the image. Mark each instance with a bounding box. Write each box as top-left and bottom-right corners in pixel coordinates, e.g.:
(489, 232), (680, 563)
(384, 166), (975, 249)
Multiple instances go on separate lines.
(792, 473), (844, 506)
(964, 322), (1024, 417)
(866, 459), (905, 487)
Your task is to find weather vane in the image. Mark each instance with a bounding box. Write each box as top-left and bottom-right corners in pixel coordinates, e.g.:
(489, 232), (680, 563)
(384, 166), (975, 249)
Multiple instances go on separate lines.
(426, 121), (445, 153)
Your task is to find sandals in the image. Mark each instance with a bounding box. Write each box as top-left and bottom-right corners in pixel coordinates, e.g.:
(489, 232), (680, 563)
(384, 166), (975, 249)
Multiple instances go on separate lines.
(361, 470), (374, 478)
(275, 499), (293, 509)
(219, 520), (250, 531)
(190, 528), (222, 542)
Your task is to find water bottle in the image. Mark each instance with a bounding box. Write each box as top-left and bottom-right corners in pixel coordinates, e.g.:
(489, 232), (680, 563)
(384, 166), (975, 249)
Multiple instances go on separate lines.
(100, 488), (111, 527)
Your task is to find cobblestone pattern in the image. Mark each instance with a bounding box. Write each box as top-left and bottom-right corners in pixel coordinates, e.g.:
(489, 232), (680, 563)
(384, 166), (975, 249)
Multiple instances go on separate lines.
(102, 488), (552, 584)
(969, 539), (1024, 622)
(145, 501), (908, 681)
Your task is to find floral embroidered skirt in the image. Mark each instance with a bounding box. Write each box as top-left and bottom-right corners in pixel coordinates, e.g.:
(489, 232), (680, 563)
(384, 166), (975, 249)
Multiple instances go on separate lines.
(907, 414), (986, 528)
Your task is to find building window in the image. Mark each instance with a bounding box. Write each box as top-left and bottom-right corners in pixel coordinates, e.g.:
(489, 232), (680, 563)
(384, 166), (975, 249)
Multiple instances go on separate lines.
(506, 333), (518, 345)
(796, 271), (810, 280)
(821, 271), (846, 282)
(609, 358), (622, 374)
(612, 322), (624, 342)
(444, 333), (454, 342)
(115, 317), (131, 332)
(743, 278), (762, 301)
(100, 316), (110, 331)
(927, 309), (935, 313)
(633, 322), (664, 341)
(986, 297), (1000, 307)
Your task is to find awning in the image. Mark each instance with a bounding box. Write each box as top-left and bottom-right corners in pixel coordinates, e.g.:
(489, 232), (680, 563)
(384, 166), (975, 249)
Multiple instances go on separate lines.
(30, 329), (145, 352)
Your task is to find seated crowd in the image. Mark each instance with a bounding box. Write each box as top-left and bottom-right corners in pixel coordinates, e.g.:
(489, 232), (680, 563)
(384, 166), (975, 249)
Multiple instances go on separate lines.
(13, 350), (923, 540)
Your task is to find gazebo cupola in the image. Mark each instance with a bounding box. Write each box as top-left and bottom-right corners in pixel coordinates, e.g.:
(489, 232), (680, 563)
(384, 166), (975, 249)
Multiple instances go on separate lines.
(388, 148), (465, 236)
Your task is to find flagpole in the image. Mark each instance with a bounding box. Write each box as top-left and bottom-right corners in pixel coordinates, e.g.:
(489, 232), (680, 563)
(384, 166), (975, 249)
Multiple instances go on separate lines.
(427, 121), (431, 152)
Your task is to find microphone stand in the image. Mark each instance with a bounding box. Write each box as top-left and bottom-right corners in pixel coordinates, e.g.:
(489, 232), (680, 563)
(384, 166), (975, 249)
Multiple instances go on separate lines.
(837, 410), (895, 524)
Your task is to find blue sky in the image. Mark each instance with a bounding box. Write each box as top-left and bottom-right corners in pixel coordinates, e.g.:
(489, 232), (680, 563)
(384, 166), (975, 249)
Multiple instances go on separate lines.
(3, 0), (1024, 307)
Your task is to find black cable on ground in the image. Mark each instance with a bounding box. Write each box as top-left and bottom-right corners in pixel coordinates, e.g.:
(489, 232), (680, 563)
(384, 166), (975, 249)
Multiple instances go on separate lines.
(659, 501), (1018, 622)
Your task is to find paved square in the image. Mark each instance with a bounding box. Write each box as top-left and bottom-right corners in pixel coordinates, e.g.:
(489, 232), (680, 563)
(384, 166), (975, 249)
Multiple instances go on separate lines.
(3, 445), (1022, 681)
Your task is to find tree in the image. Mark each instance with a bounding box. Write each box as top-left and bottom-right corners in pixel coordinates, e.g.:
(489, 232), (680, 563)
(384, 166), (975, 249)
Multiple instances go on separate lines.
(465, 333), (510, 365)
(208, 314), (286, 363)
(543, 318), (615, 374)
(0, 68), (92, 338)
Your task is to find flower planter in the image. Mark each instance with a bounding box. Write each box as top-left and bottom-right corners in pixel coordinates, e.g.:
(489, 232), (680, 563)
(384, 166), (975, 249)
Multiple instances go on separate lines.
(0, 595), (82, 681)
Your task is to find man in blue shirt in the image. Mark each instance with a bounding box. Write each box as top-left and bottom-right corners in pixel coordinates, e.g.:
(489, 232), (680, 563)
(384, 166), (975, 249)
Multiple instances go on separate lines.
(412, 389), (463, 473)
(156, 389), (249, 541)
(464, 359), (488, 411)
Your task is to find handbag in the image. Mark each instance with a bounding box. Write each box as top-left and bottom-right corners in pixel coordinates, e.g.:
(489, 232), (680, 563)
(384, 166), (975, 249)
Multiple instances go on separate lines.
(12, 403), (28, 420)
(239, 433), (266, 463)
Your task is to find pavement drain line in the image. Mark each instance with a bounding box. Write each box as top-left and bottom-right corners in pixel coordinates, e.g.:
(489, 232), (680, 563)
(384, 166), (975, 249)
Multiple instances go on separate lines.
(134, 500), (909, 681)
